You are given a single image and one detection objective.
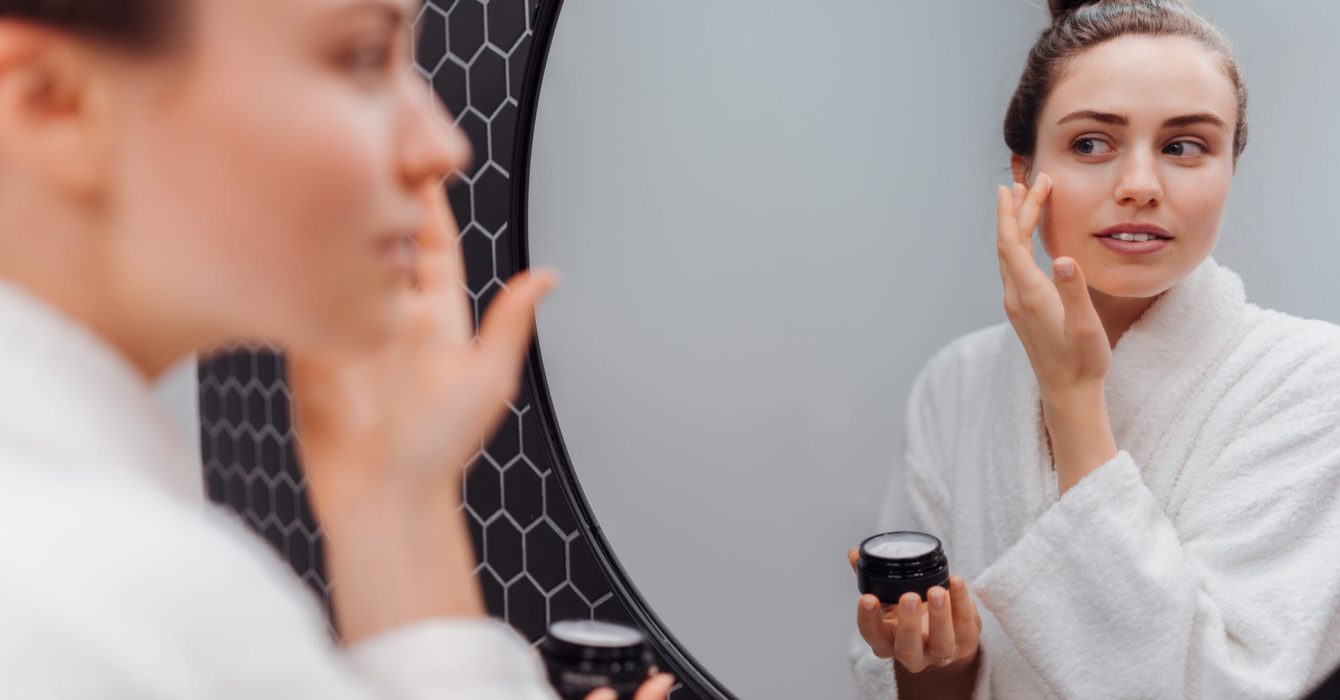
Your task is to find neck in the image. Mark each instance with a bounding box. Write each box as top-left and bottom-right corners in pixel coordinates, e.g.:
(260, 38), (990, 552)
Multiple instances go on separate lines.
(0, 228), (203, 382)
(1089, 286), (1164, 350)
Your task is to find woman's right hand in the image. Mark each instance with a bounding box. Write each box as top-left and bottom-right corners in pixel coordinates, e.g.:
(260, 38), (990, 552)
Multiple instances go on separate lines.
(583, 672), (676, 700)
(288, 181), (556, 518)
(848, 548), (981, 673)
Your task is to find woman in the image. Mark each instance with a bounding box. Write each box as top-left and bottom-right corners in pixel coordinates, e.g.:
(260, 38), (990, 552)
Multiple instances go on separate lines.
(848, 0), (1340, 697)
(0, 0), (672, 698)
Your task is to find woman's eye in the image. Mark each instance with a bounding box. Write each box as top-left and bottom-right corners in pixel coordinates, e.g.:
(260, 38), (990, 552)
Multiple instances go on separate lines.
(1070, 137), (1113, 157)
(339, 43), (393, 75)
(1164, 140), (1208, 157)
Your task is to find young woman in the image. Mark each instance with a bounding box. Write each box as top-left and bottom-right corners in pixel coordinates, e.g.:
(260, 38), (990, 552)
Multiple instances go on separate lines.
(848, 0), (1340, 697)
(0, 1), (672, 698)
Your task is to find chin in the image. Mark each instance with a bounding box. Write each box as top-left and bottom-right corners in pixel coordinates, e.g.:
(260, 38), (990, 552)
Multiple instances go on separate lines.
(281, 297), (405, 360)
(1082, 262), (1177, 301)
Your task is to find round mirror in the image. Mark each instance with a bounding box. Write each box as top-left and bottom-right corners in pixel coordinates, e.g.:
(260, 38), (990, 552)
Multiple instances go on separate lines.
(515, 1), (1340, 697)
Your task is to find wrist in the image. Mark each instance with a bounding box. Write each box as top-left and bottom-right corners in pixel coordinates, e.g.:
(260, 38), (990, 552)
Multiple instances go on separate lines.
(321, 490), (486, 644)
(1041, 383), (1107, 431)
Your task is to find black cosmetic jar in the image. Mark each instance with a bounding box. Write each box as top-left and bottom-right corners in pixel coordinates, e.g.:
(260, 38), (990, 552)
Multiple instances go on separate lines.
(540, 619), (658, 700)
(856, 531), (951, 605)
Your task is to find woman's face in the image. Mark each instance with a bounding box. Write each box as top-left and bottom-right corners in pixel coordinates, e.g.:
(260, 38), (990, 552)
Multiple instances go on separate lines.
(1020, 34), (1238, 300)
(107, 0), (466, 355)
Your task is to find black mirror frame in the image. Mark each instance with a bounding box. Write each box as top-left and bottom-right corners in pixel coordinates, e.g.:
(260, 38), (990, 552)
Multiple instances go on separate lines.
(506, 1), (736, 699)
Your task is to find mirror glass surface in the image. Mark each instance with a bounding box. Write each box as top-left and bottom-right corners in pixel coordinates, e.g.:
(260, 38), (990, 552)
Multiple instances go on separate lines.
(527, 2), (1340, 697)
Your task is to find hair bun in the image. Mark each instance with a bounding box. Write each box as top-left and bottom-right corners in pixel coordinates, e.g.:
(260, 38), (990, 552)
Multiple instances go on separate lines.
(1048, 0), (1187, 22)
(1047, 0), (1101, 21)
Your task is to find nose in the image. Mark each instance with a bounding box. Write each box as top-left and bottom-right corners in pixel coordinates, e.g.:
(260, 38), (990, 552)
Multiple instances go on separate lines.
(1113, 149), (1163, 208)
(396, 73), (472, 189)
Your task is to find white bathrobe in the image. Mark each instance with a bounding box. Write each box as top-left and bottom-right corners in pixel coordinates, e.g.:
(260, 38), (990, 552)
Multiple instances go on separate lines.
(850, 254), (1340, 699)
(0, 277), (559, 699)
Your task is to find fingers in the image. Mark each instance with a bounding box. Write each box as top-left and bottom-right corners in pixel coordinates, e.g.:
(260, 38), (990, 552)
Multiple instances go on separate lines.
(856, 595), (895, 658)
(632, 672), (677, 700)
(409, 181), (475, 343)
(925, 586), (956, 665)
(948, 575), (982, 653)
(848, 547), (859, 574)
(1051, 256), (1103, 340)
(996, 185), (1026, 299)
(413, 181), (466, 296)
(996, 175), (1056, 313)
(1014, 172), (1052, 247)
(893, 592), (926, 672)
(584, 690), (616, 700)
(476, 268), (559, 377)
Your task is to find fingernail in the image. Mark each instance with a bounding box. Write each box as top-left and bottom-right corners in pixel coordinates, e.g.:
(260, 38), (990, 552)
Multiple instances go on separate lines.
(931, 590), (945, 608)
(1057, 259), (1075, 278)
(952, 576), (964, 591)
(862, 598), (876, 612)
(903, 596), (918, 613)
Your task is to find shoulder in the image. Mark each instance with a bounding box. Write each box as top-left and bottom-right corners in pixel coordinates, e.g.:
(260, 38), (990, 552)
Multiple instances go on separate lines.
(1224, 304), (1340, 414)
(0, 469), (334, 685)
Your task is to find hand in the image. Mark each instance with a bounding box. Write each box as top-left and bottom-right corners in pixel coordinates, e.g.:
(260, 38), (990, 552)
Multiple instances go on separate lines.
(848, 548), (980, 673)
(288, 181), (557, 518)
(995, 172), (1111, 402)
(584, 672), (676, 700)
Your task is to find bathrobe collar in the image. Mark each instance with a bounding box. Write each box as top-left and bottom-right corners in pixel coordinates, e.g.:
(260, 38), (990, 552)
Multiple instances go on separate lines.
(986, 255), (1246, 537)
(0, 277), (202, 504)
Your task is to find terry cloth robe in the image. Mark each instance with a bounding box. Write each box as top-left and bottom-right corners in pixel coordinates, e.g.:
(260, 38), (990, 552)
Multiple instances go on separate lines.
(849, 254), (1340, 699)
(0, 277), (559, 699)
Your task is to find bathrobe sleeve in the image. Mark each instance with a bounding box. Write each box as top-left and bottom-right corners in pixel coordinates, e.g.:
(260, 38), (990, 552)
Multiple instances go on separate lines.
(849, 351), (994, 700)
(972, 342), (1340, 698)
(0, 474), (559, 700)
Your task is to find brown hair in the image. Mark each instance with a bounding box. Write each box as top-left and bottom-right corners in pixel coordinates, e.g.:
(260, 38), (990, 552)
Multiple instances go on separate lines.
(0, 0), (181, 50)
(1004, 0), (1248, 167)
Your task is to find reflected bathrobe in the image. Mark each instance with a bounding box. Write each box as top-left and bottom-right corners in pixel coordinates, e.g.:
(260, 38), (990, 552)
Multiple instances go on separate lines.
(0, 278), (558, 699)
(849, 255), (1340, 698)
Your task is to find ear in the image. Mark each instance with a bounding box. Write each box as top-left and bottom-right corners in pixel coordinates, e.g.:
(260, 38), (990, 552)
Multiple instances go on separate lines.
(1009, 154), (1031, 187)
(0, 22), (113, 200)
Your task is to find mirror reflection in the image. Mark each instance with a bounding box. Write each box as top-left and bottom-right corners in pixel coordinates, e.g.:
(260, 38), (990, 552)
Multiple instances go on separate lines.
(527, 1), (1340, 698)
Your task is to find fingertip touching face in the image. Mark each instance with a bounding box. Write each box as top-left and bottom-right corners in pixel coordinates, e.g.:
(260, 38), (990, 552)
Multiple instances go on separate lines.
(107, 0), (469, 355)
(1015, 34), (1238, 300)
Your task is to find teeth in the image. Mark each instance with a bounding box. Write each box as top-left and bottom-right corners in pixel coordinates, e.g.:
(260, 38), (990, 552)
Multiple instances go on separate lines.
(1107, 232), (1161, 242)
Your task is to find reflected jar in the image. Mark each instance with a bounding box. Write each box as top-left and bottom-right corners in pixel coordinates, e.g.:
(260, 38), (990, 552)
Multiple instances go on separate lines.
(856, 531), (951, 607)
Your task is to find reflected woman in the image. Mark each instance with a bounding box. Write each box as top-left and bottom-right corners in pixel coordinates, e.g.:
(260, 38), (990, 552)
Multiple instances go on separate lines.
(849, 0), (1340, 697)
(0, 1), (672, 698)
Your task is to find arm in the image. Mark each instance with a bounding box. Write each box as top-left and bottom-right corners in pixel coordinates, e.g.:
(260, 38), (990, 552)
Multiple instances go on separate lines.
(973, 371), (1340, 698)
(849, 353), (990, 700)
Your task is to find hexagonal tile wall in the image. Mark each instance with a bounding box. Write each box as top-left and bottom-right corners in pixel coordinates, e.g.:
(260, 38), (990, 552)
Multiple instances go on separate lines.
(198, 1), (703, 697)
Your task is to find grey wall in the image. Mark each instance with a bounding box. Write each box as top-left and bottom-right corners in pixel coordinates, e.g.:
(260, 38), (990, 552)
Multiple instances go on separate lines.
(153, 357), (200, 466)
(527, 1), (1340, 699)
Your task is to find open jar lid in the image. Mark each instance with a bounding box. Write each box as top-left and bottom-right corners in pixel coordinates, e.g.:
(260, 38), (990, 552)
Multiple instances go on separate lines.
(543, 619), (649, 664)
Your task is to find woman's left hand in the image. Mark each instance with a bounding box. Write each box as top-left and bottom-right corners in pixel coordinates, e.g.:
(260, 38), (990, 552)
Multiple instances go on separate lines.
(995, 173), (1111, 401)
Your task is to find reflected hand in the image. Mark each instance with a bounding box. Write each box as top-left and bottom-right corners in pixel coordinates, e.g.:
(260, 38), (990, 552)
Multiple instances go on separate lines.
(583, 672), (676, 700)
(995, 173), (1111, 401)
(848, 548), (981, 673)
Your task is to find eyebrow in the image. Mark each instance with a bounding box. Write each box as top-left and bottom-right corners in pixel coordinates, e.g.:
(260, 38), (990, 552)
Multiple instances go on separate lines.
(331, 0), (414, 26)
(1056, 110), (1229, 130)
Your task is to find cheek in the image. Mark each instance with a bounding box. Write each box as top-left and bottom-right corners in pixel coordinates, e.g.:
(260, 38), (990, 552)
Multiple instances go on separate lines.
(135, 70), (393, 335)
(1169, 172), (1231, 236)
(1038, 180), (1099, 254)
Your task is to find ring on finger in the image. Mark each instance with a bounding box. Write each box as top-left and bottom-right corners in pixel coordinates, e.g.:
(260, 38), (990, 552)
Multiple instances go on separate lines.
(928, 646), (955, 667)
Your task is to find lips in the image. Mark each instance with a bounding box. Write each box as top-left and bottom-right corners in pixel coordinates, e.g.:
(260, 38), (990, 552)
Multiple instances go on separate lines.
(1094, 223), (1172, 240)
